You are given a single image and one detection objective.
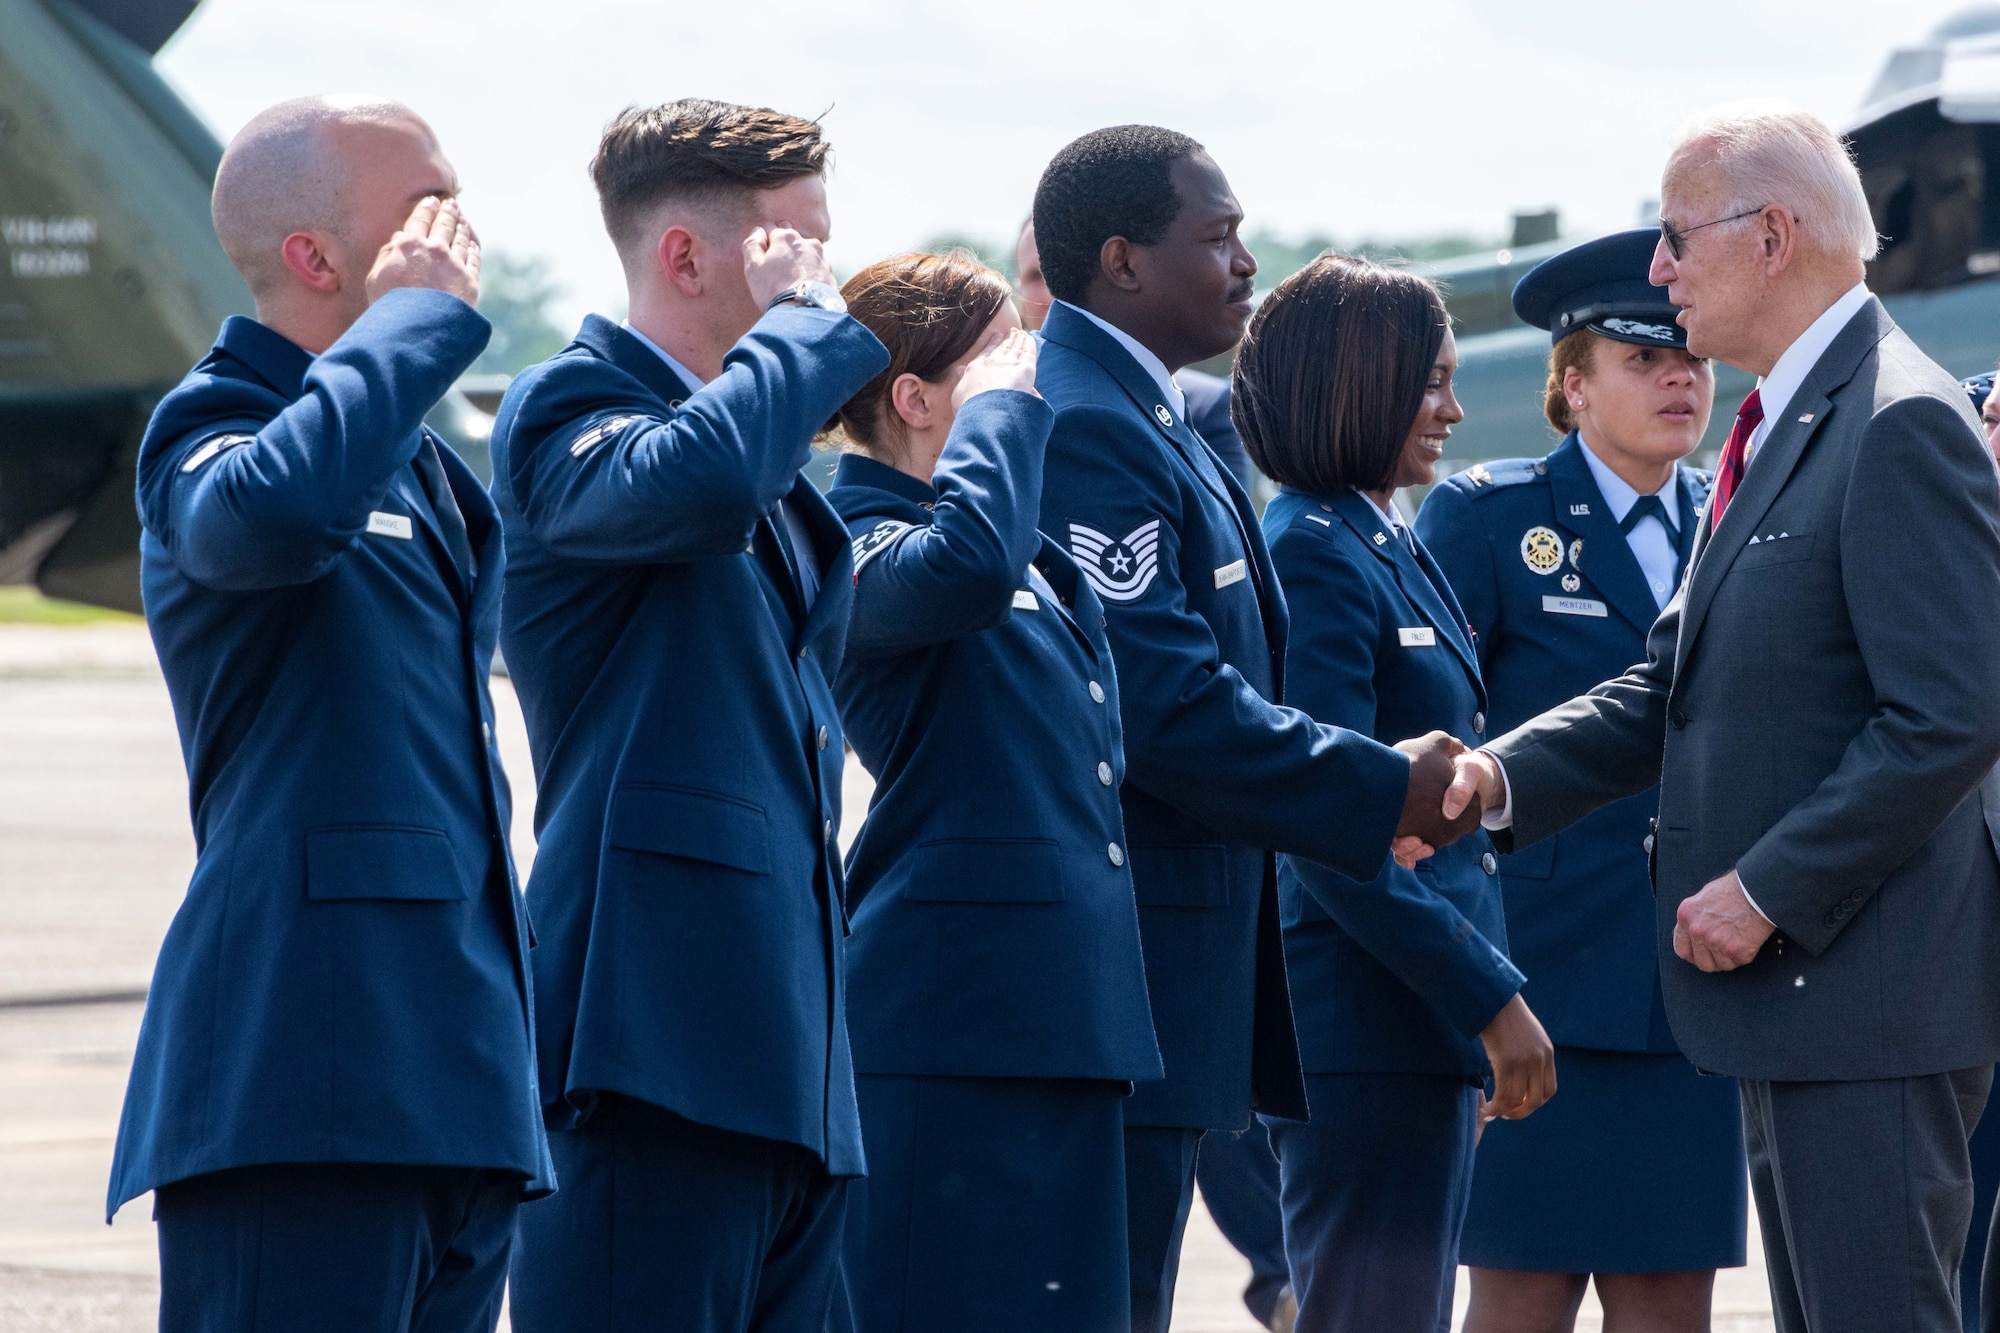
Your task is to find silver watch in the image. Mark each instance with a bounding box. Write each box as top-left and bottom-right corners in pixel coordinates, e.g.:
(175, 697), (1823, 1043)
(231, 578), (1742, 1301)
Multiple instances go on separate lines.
(769, 280), (847, 314)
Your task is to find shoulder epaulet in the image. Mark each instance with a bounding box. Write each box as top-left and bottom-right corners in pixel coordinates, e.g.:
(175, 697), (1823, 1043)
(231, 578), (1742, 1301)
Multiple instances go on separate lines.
(1443, 456), (1543, 499)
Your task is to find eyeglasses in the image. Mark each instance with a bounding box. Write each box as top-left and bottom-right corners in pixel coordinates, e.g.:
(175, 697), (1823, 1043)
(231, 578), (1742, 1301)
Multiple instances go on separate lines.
(1658, 207), (1771, 259)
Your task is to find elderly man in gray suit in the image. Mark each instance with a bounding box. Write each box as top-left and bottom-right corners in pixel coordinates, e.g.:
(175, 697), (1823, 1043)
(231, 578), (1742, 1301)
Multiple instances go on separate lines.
(1444, 101), (2000, 1332)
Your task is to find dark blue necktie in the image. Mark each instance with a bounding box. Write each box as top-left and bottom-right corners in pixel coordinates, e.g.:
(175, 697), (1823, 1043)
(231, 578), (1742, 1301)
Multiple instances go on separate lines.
(1619, 494), (1675, 539)
(412, 437), (475, 577)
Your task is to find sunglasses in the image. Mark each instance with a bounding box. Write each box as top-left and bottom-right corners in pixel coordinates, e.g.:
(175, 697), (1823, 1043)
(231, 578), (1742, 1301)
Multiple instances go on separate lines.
(1658, 207), (1773, 259)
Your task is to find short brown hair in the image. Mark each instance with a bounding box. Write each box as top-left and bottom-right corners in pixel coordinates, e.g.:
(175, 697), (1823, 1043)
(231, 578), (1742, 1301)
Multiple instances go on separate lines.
(590, 99), (829, 250)
(1232, 254), (1450, 494)
(1543, 329), (1598, 434)
(833, 251), (1013, 460)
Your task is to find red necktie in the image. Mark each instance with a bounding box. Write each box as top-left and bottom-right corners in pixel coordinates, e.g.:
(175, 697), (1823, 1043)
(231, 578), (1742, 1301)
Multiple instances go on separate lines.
(1710, 389), (1763, 525)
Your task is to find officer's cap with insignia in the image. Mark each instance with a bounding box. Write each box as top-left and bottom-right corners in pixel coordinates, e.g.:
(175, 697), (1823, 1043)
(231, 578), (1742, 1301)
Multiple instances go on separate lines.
(1511, 228), (1687, 350)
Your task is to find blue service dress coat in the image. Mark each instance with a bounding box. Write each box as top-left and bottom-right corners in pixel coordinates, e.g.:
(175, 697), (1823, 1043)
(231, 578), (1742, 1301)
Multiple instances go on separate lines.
(1033, 303), (1411, 1135)
(111, 289), (551, 1217)
(1416, 433), (1746, 1274)
(487, 306), (889, 1177)
(828, 390), (1163, 1332)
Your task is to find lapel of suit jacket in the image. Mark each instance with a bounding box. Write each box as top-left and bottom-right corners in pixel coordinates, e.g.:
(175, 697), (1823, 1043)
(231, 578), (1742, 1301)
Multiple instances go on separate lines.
(437, 439), (503, 619)
(388, 462), (465, 601)
(1678, 299), (1895, 667)
(1326, 490), (1483, 702)
(1546, 433), (1670, 637)
(1040, 304), (1286, 650)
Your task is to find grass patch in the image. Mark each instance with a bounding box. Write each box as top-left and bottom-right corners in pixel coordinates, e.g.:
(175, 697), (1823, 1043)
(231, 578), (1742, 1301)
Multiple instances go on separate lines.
(0, 587), (139, 625)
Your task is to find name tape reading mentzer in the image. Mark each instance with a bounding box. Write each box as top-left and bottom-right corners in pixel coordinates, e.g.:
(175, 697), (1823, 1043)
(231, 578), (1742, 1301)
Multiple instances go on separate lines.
(1542, 595), (1607, 617)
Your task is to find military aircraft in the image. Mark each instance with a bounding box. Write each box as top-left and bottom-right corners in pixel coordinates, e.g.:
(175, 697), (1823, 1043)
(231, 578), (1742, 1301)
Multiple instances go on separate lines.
(10, 1), (2000, 610)
(0, 0), (489, 613)
(1435, 2), (2000, 465)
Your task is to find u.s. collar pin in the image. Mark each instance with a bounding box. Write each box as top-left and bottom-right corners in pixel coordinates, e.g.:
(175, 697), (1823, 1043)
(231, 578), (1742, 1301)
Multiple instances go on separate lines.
(1153, 404), (1173, 427)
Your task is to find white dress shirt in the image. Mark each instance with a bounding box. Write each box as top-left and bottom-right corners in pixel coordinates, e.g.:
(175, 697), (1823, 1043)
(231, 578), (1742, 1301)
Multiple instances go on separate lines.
(1576, 438), (1681, 609)
(1480, 286), (1876, 929)
(625, 321), (819, 605)
(1055, 300), (1186, 418)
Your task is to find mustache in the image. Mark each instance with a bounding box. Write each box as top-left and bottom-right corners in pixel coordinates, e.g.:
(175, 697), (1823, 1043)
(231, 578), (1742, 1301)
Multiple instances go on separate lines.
(1227, 280), (1255, 303)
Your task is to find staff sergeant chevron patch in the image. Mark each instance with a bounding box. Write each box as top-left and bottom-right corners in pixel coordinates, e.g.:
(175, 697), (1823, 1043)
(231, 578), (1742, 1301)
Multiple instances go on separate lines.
(1070, 519), (1162, 603)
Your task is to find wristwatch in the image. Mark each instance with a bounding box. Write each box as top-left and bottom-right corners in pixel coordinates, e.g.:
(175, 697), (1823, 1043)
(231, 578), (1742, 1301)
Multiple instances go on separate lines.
(768, 280), (847, 314)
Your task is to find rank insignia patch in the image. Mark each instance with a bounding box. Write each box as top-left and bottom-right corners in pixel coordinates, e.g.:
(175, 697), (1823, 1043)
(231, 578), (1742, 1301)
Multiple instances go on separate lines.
(1070, 519), (1162, 603)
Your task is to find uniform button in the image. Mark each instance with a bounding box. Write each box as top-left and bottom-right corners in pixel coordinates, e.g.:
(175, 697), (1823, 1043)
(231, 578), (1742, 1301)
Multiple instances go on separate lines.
(1097, 761), (1114, 786)
(798, 646), (810, 660)
(1643, 834), (1655, 855)
(1793, 976), (1806, 988)
(817, 725), (829, 750)
(1669, 709), (1687, 729)
(1088, 680), (1106, 704)
(1108, 842), (1125, 868)
(482, 722), (493, 745)
(1481, 852), (1498, 875)
(823, 819), (834, 846)
(1472, 711), (1485, 733)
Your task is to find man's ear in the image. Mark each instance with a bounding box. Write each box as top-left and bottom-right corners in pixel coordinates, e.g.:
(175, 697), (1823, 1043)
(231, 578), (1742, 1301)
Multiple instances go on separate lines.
(1099, 235), (1142, 293)
(657, 224), (703, 298)
(889, 372), (933, 431)
(280, 231), (342, 294)
(1758, 206), (1797, 274)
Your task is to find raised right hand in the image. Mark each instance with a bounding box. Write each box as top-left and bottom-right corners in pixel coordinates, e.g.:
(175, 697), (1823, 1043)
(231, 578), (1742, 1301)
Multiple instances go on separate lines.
(743, 226), (835, 308)
(1394, 731), (1482, 848)
(366, 196), (480, 306)
(1479, 994), (1556, 1121)
(952, 328), (1039, 408)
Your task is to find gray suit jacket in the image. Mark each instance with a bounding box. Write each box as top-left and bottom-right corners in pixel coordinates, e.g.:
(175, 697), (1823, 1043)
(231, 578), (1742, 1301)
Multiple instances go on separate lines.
(1490, 297), (2000, 1081)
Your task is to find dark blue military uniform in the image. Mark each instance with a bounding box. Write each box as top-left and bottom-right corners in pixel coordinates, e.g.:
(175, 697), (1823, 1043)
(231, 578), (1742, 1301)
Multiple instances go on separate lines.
(489, 306), (888, 1333)
(1035, 301), (1412, 1332)
(827, 390), (1162, 1331)
(1262, 486), (1522, 1331)
(121, 289), (550, 1333)
(1414, 228), (1747, 1277)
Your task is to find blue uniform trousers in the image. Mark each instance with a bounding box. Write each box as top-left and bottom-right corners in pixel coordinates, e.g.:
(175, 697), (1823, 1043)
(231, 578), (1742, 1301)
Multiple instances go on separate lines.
(1266, 1073), (1480, 1333)
(1195, 1122), (1291, 1325)
(1126, 1124), (1203, 1333)
(510, 1095), (847, 1333)
(841, 1075), (1128, 1332)
(155, 1162), (520, 1333)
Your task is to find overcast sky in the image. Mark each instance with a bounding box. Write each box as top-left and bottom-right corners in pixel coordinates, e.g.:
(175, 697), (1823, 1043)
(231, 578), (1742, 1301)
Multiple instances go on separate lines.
(158, 0), (1989, 327)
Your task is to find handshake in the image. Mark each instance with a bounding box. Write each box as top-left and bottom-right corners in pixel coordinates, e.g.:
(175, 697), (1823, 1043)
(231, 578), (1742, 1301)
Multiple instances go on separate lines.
(1390, 732), (1507, 868)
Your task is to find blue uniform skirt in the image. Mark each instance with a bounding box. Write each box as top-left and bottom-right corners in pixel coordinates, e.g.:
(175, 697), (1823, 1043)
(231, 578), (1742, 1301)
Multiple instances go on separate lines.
(1460, 1046), (1747, 1273)
(839, 1074), (1130, 1333)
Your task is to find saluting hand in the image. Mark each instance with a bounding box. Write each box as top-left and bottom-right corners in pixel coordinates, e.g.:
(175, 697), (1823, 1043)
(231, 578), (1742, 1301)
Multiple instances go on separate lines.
(952, 328), (1039, 409)
(365, 196), (480, 307)
(742, 225), (835, 309)
(1479, 993), (1556, 1122)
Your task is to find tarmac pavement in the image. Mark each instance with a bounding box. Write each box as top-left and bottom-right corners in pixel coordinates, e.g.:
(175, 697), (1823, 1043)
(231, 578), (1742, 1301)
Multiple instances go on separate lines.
(0, 620), (1775, 1331)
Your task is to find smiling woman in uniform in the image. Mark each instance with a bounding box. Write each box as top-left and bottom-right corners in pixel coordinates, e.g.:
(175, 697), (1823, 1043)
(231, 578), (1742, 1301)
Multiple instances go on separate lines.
(1239, 253), (1555, 1333)
(1416, 229), (1743, 1333)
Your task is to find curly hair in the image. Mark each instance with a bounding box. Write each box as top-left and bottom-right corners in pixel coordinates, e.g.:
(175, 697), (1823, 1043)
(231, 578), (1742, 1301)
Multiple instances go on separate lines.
(1030, 125), (1204, 304)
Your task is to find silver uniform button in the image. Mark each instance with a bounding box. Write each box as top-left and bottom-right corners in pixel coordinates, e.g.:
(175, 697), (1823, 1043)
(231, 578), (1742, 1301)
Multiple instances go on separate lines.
(1643, 834), (1656, 854)
(1481, 852), (1498, 875)
(1472, 712), (1485, 733)
(1108, 842), (1125, 867)
(1088, 680), (1106, 704)
(482, 722), (493, 745)
(823, 819), (834, 846)
(817, 725), (829, 751)
(1097, 761), (1113, 786)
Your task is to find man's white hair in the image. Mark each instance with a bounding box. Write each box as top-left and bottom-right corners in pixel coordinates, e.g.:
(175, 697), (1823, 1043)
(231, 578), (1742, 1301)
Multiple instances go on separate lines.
(211, 94), (424, 297)
(1672, 99), (1879, 262)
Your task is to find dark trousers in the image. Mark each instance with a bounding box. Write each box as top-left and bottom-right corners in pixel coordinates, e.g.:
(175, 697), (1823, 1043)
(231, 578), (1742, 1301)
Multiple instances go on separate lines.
(509, 1094), (848, 1333)
(1125, 1123), (1202, 1333)
(1744, 1066), (1992, 1333)
(1195, 1120), (1292, 1324)
(840, 1074), (1129, 1332)
(1266, 1072), (1479, 1333)
(155, 1162), (520, 1333)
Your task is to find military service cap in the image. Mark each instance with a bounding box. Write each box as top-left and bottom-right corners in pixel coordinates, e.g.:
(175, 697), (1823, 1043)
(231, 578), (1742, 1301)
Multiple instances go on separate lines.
(1511, 228), (1686, 350)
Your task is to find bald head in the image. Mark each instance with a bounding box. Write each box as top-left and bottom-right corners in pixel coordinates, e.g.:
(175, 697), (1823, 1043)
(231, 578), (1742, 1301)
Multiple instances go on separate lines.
(213, 95), (458, 321)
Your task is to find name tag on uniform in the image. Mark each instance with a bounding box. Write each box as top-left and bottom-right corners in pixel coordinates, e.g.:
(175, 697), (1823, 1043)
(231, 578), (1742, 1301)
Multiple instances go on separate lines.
(1542, 595), (1607, 617)
(1398, 627), (1436, 647)
(1013, 589), (1040, 612)
(366, 511), (413, 540)
(1214, 559), (1247, 589)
